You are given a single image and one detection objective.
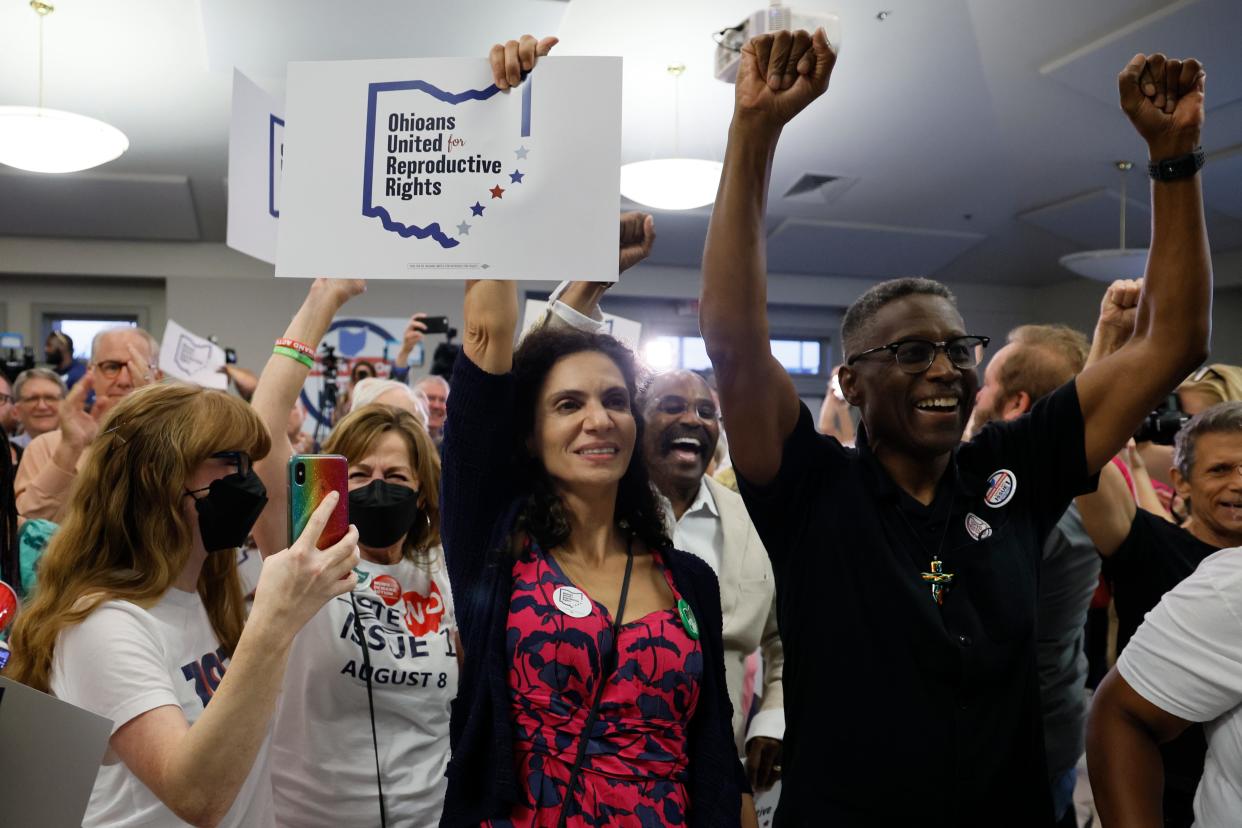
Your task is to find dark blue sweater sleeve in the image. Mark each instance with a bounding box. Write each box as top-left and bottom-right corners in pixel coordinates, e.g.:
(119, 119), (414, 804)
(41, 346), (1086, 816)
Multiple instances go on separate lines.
(440, 352), (516, 641)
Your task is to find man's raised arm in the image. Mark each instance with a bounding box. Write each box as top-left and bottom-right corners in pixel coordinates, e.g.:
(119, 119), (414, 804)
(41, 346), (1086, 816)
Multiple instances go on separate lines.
(699, 29), (836, 485)
(1077, 54), (1212, 472)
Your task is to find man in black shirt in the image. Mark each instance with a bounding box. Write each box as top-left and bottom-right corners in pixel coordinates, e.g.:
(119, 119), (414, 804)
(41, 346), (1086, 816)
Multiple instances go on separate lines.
(967, 323), (1103, 828)
(1079, 401), (1242, 826)
(699, 31), (1211, 827)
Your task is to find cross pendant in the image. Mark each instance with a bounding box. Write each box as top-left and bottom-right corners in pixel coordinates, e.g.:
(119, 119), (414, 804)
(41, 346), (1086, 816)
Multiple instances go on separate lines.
(920, 556), (954, 606)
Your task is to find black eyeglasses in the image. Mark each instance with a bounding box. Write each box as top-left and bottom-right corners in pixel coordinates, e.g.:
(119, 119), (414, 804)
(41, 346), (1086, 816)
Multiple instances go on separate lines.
(186, 451), (252, 497)
(652, 395), (720, 421)
(847, 335), (990, 375)
(94, 360), (128, 379)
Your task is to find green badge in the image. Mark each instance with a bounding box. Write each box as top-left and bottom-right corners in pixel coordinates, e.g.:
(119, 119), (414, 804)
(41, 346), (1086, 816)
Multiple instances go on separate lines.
(677, 598), (700, 640)
(353, 567), (370, 587)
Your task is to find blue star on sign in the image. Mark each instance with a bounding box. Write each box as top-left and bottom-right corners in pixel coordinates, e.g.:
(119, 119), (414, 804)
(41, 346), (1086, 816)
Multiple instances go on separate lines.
(509, 169), (525, 184)
(470, 201), (485, 216)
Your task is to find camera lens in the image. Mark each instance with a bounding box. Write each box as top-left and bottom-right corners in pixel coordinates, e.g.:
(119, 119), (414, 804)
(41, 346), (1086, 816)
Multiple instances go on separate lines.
(295, 463), (306, 485)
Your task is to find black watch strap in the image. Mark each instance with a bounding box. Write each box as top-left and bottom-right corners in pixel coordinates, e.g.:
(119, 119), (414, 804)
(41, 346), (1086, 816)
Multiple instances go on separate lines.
(1148, 146), (1205, 181)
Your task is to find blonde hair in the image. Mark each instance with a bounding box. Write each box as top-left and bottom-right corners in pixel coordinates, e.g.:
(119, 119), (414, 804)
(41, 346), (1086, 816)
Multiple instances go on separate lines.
(322, 403), (441, 563)
(8, 382), (270, 692)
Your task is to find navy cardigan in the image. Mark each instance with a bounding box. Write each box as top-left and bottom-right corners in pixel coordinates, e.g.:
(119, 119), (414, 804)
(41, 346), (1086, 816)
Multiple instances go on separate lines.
(438, 353), (747, 827)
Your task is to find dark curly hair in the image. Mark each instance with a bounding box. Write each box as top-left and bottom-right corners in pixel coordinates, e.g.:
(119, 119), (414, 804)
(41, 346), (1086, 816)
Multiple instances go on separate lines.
(509, 327), (669, 554)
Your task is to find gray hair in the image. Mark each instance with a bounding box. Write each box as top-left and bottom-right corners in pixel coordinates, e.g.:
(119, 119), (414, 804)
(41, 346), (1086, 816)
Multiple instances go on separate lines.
(352, 377), (429, 426)
(91, 326), (160, 362)
(1173, 401), (1242, 478)
(14, 367), (67, 401)
(414, 374), (450, 393)
(841, 277), (957, 360)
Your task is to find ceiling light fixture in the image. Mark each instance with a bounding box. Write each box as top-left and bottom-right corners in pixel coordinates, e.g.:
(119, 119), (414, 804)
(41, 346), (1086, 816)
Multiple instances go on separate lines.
(1059, 160), (1149, 281)
(619, 64), (723, 211)
(0, 2), (128, 174)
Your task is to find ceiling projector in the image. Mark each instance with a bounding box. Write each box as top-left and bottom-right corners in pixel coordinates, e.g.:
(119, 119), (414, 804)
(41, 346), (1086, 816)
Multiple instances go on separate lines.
(714, 2), (842, 83)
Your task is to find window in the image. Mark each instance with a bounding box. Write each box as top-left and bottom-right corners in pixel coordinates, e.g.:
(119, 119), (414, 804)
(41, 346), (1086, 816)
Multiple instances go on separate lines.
(43, 315), (138, 360)
(641, 334), (824, 376)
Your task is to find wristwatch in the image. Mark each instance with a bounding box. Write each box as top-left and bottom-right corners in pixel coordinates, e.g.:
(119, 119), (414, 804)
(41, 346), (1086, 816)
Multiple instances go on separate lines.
(1148, 146), (1205, 181)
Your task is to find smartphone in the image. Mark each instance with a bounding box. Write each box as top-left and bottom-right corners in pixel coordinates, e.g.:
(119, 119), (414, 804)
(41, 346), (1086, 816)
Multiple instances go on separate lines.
(288, 454), (349, 549)
(421, 315), (451, 335)
(225, 347), (238, 365)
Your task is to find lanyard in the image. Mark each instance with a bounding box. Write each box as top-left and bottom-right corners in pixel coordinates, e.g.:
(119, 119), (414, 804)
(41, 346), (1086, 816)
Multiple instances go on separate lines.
(556, 536), (635, 828)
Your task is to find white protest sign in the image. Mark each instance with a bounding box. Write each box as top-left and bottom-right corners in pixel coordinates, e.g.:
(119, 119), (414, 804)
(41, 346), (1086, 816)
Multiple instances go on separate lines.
(159, 321), (228, 389)
(276, 56), (622, 281)
(521, 299), (642, 351)
(226, 69), (284, 264)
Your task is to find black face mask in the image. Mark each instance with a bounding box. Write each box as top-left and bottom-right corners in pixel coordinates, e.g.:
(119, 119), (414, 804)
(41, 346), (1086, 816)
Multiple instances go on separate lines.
(190, 470), (269, 552)
(349, 479), (420, 549)
(44, 349), (60, 364)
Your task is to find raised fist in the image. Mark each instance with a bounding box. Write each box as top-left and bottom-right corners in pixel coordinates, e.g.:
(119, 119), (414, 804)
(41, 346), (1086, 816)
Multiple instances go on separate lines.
(735, 28), (836, 129)
(1118, 53), (1205, 157)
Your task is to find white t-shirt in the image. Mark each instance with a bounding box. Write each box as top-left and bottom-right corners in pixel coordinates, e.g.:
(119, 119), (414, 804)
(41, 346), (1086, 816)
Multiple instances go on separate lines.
(271, 552), (458, 828)
(1117, 546), (1242, 827)
(50, 588), (274, 828)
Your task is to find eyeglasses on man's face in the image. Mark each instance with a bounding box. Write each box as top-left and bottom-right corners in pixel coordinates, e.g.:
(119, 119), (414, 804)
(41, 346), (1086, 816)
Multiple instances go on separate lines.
(18, 393), (63, 407)
(93, 360), (131, 380)
(652, 395), (720, 421)
(846, 336), (990, 375)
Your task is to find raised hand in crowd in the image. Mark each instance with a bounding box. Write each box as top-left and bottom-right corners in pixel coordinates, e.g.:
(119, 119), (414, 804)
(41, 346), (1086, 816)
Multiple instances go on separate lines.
(699, 28), (837, 485)
(817, 365), (855, 444)
(251, 277), (366, 559)
(396, 312), (429, 367)
(549, 211), (656, 323)
(1086, 278), (1143, 367)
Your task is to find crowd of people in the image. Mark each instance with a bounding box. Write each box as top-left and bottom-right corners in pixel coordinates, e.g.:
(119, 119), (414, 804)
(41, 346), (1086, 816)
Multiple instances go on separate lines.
(0, 28), (1234, 828)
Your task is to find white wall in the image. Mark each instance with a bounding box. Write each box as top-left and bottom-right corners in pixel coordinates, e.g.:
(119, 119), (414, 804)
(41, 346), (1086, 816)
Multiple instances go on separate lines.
(2, 237), (1240, 385)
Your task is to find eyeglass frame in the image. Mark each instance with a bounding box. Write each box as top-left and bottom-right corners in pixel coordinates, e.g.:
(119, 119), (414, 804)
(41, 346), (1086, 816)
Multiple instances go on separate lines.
(185, 451), (253, 497)
(846, 335), (991, 374)
(93, 360), (132, 380)
(17, 392), (64, 407)
(649, 394), (721, 421)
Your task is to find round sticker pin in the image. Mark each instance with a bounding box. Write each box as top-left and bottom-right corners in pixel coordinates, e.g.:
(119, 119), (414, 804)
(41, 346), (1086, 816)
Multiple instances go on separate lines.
(553, 586), (592, 618)
(984, 469), (1017, 508)
(677, 598), (700, 641)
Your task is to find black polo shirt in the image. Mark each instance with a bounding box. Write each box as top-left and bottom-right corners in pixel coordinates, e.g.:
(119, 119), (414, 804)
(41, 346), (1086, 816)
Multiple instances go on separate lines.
(737, 381), (1094, 827)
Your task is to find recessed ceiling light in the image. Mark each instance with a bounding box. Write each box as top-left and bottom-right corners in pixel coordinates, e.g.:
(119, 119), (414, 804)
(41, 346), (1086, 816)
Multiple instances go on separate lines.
(876, 10), (892, 21)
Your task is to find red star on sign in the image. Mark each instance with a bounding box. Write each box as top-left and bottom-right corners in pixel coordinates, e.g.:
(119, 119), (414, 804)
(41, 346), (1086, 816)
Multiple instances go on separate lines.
(489, 184), (505, 199)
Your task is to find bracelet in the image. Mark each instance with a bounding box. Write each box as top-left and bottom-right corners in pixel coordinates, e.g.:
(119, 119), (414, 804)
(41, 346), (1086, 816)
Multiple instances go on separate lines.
(273, 345), (315, 369)
(275, 338), (316, 358)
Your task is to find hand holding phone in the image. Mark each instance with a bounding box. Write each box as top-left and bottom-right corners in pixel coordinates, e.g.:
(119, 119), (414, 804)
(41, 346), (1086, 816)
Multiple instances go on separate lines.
(288, 454), (349, 549)
(420, 316), (451, 335)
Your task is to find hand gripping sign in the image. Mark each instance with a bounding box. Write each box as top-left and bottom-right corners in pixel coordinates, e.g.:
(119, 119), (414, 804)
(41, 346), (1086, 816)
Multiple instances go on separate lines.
(277, 56), (622, 281)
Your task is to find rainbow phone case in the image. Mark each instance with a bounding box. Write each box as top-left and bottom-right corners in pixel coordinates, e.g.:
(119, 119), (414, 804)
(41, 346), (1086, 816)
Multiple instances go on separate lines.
(288, 454), (349, 549)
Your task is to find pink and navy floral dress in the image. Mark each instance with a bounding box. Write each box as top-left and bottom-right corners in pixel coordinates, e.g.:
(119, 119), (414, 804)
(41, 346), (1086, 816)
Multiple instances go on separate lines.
(484, 538), (703, 827)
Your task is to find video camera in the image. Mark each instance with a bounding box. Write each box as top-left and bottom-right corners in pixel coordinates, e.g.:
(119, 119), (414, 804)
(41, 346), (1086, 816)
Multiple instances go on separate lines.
(1, 347), (35, 384)
(1134, 394), (1189, 446)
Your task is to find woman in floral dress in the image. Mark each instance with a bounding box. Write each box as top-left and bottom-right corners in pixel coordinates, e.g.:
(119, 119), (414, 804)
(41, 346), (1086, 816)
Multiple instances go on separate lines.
(437, 37), (753, 827)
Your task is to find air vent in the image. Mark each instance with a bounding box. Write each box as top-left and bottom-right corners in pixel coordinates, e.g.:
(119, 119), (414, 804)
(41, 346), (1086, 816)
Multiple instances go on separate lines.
(782, 173), (856, 204)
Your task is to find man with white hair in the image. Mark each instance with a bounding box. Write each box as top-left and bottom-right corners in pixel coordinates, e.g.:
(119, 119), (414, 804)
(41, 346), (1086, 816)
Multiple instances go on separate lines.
(11, 368), (67, 450)
(15, 326), (159, 521)
(413, 374), (449, 447)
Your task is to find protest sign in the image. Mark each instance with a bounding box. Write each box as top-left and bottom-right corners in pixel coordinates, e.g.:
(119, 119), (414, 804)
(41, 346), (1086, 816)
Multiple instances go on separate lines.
(277, 56), (622, 281)
(159, 321), (228, 389)
(226, 69), (284, 264)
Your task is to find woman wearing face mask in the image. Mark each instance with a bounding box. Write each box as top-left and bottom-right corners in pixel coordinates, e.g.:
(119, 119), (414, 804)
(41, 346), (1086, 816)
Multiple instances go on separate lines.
(6, 382), (360, 827)
(250, 278), (455, 828)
